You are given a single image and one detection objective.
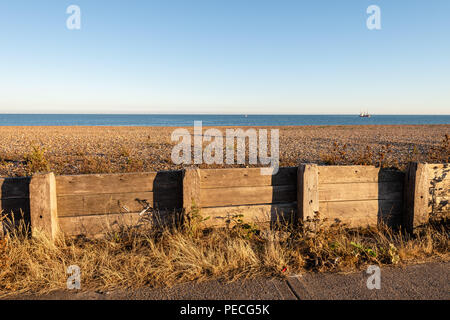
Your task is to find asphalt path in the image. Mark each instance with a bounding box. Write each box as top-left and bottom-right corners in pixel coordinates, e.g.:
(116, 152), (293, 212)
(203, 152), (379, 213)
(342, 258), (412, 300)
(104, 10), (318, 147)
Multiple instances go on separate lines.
(5, 261), (449, 300)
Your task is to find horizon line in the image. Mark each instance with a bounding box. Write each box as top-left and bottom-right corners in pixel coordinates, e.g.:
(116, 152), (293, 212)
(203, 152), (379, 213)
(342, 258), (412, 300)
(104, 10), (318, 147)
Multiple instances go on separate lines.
(0, 113), (450, 116)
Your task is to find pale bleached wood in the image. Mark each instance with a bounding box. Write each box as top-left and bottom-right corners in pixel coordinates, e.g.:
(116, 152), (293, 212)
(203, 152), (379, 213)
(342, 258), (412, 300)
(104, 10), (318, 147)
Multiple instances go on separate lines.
(403, 162), (429, 233)
(199, 167), (297, 189)
(29, 173), (58, 239)
(200, 185), (296, 207)
(58, 212), (141, 236)
(426, 164), (449, 180)
(432, 196), (449, 213)
(429, 174), (449, 190)
(428, 177), (449, 215)
(57, 191), (155, 217)
(59, 212), (154, 236)
(59, 210), (179, 237)
(425, 164), (449, 216)
(198, 203), (296, 228)
(319, 182), (403, 202)
(318, 199), (402, 227)
(55, 171), (181, 196)
(318, 166), (404, 184)
(297, 164), (319, 223)
(182, 168), (201, 213)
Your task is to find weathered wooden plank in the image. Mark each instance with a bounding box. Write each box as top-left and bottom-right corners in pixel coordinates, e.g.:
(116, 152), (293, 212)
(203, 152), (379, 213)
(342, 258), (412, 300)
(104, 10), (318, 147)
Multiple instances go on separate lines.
(58, 211), (178, 236)
(200, 185), (296, 207)
(430, 178), (449, 192)
(427, 164), (446, 170)
(318, 166), (404, 184)
(403, 162), (429, 233)
(30, 173), (58, 239)
(183, 168), (201, 213)
(427, 164), (449, 180)
(0, 177), (30, 199)
(0, 198), (30, 216)
(297, 164), (319, 223)
(319, 182), (403, 202)
(200, 167), (297, 189)
(57, 191), (182, 217)
(59, 213), (140, 236)
(425, 164), (449, 216)
(56, 171), (181, 196)
(319, 199), (402, 228)
(198, 203), (297, 227)
(430, 196), (449, 213)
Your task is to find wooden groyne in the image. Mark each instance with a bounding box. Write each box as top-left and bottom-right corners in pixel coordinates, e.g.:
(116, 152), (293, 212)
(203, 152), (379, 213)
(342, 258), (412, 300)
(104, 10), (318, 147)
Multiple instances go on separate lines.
(0, 163), (448, 238)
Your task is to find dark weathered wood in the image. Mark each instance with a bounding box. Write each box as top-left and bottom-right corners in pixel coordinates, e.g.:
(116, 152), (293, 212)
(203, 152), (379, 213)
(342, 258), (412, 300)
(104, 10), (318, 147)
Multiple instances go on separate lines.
(29, 173), (58, 239)
(182, 168), (201, 213)
(297, 164), (319, 223)
(403, 162), (428, 233)
(0, 198), (30, 216)
(0, 177), (30, 199)
(199, 203), (296, 227)
(200, 167), (297, 189)
(200, 185), (296, 207)
(318, 166), (404, 184)
(319, 182), (403, 202)
(56, 171), (181, 196)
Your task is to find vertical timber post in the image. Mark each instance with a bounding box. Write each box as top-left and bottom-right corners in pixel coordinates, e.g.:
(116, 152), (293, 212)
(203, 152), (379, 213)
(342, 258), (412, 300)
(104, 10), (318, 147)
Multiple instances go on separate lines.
(403, 162), (429, 233)
(297, 164), (319, 224)
(29, 172), (58, 240)
(182, 168), (201, 215)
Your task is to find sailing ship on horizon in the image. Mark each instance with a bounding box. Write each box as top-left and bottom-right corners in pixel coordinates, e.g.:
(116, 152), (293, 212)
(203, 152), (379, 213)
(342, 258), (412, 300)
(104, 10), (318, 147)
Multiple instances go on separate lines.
(359, 110), (371, 118)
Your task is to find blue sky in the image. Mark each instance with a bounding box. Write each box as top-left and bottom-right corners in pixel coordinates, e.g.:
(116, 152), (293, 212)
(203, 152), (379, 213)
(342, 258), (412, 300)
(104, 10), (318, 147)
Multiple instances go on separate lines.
(0, 0), (449, 114)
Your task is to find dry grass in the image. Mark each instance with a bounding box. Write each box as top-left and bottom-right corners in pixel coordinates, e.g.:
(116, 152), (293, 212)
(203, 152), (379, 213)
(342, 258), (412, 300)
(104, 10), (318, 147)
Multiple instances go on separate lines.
(0, 213), (448, 297)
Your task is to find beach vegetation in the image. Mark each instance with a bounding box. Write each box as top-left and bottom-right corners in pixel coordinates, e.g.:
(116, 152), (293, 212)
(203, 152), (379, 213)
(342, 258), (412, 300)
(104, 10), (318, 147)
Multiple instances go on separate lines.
(0, 211), (447, 296)
(23, 144), (50, 175)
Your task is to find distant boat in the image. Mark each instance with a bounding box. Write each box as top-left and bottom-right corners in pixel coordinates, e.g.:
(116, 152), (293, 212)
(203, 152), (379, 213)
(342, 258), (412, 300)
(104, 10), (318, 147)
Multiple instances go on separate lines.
(359, 110), (371, 118)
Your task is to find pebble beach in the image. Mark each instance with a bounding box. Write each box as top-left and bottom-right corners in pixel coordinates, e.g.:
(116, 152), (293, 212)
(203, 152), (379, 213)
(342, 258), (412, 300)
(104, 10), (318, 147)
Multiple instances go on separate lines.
(0, 124), (448, 177)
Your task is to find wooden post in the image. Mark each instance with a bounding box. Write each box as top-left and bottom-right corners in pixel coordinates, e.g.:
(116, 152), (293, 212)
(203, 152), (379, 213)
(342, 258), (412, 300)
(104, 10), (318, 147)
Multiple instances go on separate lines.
(403, 162), (429, 233)
(297, 164), (319, 224)
(29, 172), (59, 239)
(182, 168), (201, 214)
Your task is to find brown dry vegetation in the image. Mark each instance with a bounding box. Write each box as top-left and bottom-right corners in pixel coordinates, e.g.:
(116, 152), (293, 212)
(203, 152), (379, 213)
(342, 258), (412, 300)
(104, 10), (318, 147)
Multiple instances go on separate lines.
(0, 125), (448, 177)
(0, 212), (448, 297)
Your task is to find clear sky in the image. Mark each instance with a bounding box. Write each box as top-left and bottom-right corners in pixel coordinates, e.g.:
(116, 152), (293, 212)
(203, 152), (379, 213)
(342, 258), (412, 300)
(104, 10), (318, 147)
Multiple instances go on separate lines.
(0, 0), (449, 114)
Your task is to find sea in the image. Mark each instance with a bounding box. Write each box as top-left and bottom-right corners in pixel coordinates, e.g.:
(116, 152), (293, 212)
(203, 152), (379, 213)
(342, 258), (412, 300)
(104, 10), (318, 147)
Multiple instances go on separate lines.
(0, 114), (448, 127)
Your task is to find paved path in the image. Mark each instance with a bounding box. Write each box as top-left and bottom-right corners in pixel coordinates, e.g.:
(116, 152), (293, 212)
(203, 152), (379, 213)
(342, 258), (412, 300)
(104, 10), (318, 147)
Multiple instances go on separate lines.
(7, 261), (449, 300)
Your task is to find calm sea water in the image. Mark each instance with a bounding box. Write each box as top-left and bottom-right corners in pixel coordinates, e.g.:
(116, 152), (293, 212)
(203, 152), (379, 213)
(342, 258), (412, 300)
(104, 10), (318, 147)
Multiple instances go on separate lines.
(0, 114), (448, 126)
